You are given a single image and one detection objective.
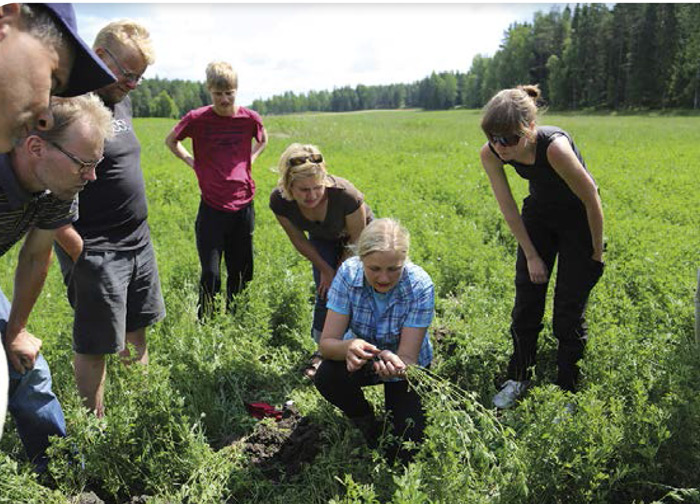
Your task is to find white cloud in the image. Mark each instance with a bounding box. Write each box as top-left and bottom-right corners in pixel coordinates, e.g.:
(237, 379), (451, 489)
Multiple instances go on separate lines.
(75, 3), (559, 106)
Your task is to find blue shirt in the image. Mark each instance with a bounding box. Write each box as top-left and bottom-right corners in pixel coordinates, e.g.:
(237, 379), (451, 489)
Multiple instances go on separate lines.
(326, 256), (434, 367)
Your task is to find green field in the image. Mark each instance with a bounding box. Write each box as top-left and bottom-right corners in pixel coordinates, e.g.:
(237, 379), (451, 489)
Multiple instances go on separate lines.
(1, 110), (699, 503)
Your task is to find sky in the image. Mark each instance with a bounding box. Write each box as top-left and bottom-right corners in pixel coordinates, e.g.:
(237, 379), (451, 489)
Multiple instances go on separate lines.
(74, 3), (563, 106)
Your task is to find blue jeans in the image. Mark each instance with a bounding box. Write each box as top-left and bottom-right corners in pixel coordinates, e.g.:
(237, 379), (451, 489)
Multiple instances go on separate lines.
(309, 238), (344, 342)
(0, 286), (66, 471)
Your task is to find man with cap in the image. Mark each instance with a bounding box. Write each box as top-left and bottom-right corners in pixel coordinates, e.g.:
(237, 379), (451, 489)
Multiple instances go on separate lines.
(0, 3), (115, 445)
(1, 94), (113, 471)
(55, 20), (165, 418)
(0, 3), (115, 153)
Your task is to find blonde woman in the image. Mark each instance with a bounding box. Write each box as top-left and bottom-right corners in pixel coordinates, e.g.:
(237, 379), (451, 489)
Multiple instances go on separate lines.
(315, 218), (434, 464)
(270, 143), (372, 378)
(479, 84), (604, 409)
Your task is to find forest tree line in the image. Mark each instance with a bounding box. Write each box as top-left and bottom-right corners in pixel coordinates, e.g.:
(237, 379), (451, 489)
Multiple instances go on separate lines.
(130, 3), (700, 117)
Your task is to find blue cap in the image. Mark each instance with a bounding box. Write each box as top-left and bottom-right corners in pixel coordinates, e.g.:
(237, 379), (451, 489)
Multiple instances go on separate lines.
(38, 3), (116, 96)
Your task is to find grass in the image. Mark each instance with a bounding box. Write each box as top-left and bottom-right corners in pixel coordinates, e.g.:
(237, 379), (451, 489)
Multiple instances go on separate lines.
(0, 109), (699, 503)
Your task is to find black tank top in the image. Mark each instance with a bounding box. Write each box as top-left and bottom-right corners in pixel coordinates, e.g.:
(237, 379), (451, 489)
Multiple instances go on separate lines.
(490, 126), (594, 208)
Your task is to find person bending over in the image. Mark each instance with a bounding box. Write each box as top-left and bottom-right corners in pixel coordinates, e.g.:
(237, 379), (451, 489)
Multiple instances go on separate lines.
(479, 84), (604, 409)
(54, 20), (164, 418)
(1, 95), (112, 469)
(270, 143), (372, 379)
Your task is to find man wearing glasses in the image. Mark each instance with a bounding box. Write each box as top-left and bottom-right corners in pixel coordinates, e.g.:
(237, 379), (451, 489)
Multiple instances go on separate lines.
(54, 20), (165, 418)
(0, 95), (113, 470)
(0, 2), (114, 449)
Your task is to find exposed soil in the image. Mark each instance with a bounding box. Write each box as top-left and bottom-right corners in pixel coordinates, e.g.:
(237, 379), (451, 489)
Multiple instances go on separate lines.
(72, 492), (152, 504)
(241, 404), (322, 481)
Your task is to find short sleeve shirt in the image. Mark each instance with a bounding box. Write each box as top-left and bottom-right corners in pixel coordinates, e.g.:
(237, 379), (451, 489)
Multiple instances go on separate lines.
(269, 175), (371, 241)
(0, 153), (78, 257)
(326, 256), (434, 367)
(73, 96), (150, 250)
(172, 105), (264, 212)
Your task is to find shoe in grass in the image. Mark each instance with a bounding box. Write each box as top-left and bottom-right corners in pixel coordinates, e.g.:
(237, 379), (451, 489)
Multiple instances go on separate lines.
(492, 379), (530, 409)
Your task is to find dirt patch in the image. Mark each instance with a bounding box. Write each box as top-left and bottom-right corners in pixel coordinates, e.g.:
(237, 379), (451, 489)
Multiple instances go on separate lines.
(242, 405), (322, 481)
(72, 491), (154, 504)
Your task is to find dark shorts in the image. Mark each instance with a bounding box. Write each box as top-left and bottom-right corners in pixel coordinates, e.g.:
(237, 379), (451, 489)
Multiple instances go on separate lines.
(58, 242), (166, 354)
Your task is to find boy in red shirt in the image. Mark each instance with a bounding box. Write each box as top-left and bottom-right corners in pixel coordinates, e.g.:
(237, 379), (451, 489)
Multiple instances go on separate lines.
(165, 62), (267, 318)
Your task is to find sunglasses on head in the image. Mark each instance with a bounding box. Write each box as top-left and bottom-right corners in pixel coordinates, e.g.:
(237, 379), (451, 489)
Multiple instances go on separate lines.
(488, 133), (521, 147)
(288, 153), (323, 167)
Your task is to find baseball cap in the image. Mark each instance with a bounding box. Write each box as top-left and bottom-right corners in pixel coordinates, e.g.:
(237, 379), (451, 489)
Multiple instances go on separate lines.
(38, 3), (116, 97)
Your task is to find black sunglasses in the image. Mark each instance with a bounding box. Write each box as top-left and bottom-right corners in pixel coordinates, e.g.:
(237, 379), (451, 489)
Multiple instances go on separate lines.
(488, 133), (521, 147)
(288, 153), (323, 167)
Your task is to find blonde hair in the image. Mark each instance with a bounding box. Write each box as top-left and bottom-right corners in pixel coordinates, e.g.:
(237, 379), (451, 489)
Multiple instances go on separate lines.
(276, 143), (329, 200)
(481, 84), (542, 141)
(356, 218), (409, 259)
(34, 94), (113, 144)
(94, 19), (155, 65)
(206, 61), (238, 90)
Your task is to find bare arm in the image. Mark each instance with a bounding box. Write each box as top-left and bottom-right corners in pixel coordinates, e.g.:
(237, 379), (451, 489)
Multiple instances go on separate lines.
(319, 309), (379, 372)
(54, 224), (83, 262)
(164, 127), (194, 169)
(275, 214), (336, 297)
(547, 137), (605, 261)
(250, 126), (268, 164)
(4, 228), (55, 373)
(480, 143), (549, 283)
(340, 204), (367, 262)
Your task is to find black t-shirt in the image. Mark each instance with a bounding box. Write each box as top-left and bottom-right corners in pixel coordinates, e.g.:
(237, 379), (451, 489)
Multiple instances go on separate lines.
(73, 96), (150, 250)
(269, 175), (372, 241)
(491, 126), (593, 208)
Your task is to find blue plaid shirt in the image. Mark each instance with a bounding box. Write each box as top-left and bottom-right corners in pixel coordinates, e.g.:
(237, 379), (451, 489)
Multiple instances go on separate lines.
(327, 256), (434, 367)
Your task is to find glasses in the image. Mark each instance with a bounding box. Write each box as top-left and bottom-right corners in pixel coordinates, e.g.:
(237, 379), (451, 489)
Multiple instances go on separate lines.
(288, 153), (324, 167)
(488, 133), (521, 147)
(49, 140), (103, 174)
(102, 46), (143, 85)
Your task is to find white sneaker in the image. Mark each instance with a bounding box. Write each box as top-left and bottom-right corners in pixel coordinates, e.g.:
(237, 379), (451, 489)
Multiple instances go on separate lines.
(492, 380), (530, 409)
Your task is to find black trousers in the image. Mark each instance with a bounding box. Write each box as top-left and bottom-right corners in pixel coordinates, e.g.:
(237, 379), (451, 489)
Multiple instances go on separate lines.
(195, 199), (254, 318)
(314, 359), (426, 462)
(507, 198), (604, 391)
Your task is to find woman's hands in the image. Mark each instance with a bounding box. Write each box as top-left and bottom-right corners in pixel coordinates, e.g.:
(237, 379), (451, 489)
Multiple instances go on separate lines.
(318, 265), (336, 299)
(346, 339), (379, 372)
(345, 340), (407, 379)
(372, 349), (407, 379)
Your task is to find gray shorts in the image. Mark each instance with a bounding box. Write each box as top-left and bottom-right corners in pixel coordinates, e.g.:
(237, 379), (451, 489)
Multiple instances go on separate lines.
(59, 242), (166, 354)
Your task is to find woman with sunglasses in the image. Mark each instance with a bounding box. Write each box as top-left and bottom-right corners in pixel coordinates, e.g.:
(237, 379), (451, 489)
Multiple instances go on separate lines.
(479, 84), (604, 410)
(270, 143), (372, 379)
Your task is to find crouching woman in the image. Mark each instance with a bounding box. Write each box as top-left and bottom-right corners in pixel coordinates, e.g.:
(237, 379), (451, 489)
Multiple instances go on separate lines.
(314, 218), (434, 464)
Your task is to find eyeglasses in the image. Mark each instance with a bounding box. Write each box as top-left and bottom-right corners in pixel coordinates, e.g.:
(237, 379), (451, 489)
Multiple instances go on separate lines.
(49, 140), (103, 174)
(488, 133), (521, 147)
(102, 46), (143, 85)
(288, 153), (324, 167)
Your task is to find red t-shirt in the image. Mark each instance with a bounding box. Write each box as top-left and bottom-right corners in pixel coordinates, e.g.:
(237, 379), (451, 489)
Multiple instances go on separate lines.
(173, 105), (264, 212)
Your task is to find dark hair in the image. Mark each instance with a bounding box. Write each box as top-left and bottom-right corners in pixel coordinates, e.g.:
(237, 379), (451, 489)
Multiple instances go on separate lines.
(481, 84), (542, 141)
